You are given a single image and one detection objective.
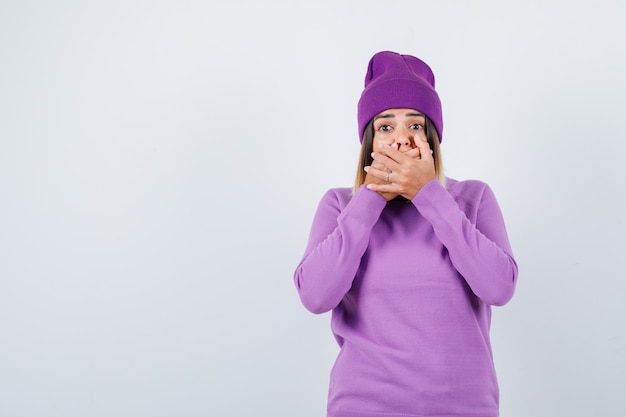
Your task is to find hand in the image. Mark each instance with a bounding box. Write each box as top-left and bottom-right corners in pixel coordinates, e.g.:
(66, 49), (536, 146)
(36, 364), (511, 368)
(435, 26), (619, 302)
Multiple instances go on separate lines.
(365, 136), (436, 200)
(364, 143), (399, 201)
(364, 168), (398, 201)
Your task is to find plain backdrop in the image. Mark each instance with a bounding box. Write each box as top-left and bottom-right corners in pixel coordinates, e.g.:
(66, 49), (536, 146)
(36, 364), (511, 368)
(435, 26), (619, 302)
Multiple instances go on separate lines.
(1, 1), (625, 416)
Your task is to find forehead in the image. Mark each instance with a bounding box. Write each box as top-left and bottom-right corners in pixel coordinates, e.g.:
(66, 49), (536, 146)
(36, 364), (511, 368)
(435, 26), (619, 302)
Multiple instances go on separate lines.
(375, 108), (425, 119)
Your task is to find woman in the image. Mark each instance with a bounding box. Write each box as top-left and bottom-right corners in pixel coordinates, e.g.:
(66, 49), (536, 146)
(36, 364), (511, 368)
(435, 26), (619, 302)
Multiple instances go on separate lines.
(294, 51), (518, 417)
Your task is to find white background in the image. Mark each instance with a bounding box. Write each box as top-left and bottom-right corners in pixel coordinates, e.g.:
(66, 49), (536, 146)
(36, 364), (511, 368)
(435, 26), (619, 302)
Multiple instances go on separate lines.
(1, 1), (625, 416)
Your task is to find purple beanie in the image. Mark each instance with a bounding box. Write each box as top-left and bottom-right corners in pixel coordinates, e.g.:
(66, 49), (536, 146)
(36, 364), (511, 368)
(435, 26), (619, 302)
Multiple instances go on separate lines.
(357, 51), (443, 143)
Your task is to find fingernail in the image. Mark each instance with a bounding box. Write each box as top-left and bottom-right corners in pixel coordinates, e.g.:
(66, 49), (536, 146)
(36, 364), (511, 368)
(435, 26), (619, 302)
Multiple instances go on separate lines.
(364, 166), (370, 172)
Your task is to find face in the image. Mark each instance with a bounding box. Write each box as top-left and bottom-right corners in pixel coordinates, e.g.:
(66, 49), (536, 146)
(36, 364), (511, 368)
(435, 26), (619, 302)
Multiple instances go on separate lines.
(372, 108), (428, 152)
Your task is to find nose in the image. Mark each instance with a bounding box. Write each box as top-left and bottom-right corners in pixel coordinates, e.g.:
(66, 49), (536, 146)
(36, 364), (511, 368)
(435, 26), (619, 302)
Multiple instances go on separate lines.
(395, 136), (410, 147)
(393, 133), (413, 151)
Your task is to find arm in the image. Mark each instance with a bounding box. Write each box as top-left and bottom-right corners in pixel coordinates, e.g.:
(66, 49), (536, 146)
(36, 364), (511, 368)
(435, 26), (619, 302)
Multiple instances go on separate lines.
(413, 180), (518, 306)
(294, 186), (387, 314)
(366, 139), (517, 305)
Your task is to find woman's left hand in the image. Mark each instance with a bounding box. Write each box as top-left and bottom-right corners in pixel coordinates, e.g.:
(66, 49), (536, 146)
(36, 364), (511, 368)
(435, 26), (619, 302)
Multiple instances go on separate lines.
(365, 137), (436, 200)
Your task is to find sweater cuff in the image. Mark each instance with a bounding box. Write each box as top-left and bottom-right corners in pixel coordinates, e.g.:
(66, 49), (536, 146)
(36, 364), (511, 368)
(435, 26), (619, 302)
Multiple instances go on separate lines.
(338, 185), (387, 227)
(412, 179), (456, 222)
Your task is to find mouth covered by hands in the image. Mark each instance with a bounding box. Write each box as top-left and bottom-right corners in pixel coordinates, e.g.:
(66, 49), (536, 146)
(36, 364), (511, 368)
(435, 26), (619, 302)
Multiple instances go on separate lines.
(364, 136), (436, 201)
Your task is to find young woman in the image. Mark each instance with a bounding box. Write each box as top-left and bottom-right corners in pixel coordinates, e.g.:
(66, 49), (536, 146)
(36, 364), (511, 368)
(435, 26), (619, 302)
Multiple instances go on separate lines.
(294, 50), (518, 417)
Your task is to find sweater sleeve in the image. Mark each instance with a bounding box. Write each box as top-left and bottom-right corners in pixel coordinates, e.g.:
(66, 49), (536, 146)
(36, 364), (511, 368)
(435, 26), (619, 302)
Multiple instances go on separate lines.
(294, 185), (387, 314)
(412, 180), (518, 306)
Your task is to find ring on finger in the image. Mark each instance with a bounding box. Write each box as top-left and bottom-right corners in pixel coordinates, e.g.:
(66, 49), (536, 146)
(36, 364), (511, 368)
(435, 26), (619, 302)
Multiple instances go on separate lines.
(385, 169), (391, 182)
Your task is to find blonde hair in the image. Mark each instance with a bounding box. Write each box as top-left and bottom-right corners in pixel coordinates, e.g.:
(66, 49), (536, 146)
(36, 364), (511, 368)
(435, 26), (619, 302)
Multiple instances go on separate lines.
(353, 116), (446, 193)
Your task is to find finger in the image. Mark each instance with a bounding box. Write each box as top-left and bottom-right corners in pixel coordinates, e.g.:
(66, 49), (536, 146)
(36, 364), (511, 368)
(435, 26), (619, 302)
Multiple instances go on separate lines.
(373, 145), (406, 168)
(364, 164), (390, 182)
(405, 148), (421, 159)
(377, 142), (404, 160)
(370, 159), (387, 171)
(413, 137), (432, 159)
(366, 181), (397, 193)
(382, 142), (418, 163)
(371, 151), (395, 172)
(364, 170), (386, 186)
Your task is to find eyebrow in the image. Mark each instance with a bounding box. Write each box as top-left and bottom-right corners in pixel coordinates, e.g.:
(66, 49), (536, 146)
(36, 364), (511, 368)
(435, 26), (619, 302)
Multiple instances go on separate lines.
(374, 112), (425, 120)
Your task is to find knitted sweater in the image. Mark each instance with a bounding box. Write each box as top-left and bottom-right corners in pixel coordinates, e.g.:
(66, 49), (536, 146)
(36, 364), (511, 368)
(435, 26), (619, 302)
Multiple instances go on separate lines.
(294, 178), (518, 417)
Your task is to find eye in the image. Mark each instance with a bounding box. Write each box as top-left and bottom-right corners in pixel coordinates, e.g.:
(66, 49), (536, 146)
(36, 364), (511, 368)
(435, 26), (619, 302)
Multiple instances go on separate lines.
(410, 123), (424, 130)
(377, 124), (392, 132)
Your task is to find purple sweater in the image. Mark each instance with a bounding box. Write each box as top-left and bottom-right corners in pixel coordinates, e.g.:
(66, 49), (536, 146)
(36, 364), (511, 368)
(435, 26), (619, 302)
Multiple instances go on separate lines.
(294, 178), (518, 417)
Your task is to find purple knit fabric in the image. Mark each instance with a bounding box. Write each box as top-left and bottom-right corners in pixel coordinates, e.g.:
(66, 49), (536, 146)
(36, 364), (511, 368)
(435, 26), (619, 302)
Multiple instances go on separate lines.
(357, 51), (443, 143)
(294, 179), (518, 417)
